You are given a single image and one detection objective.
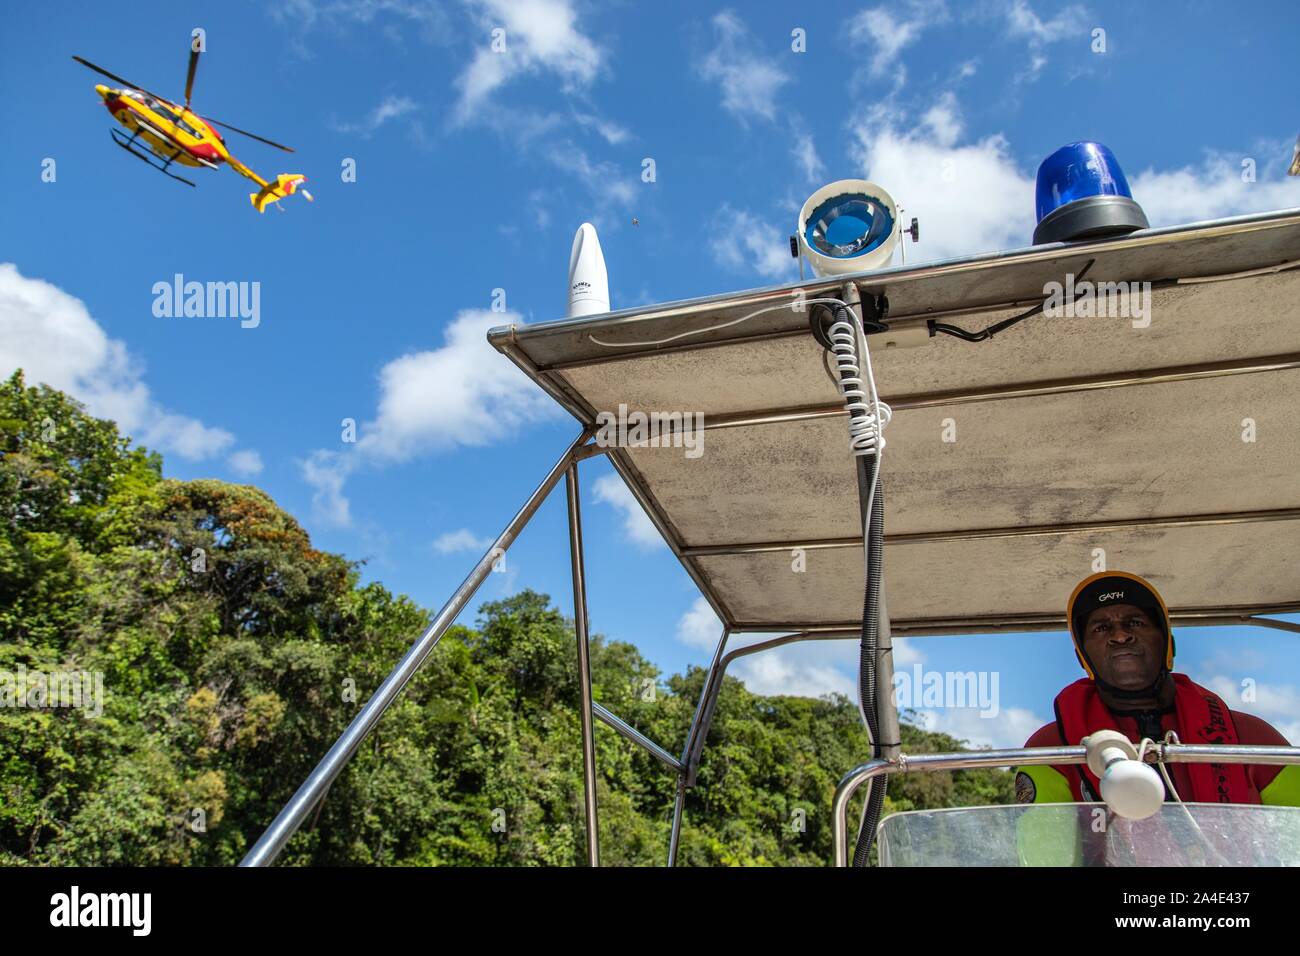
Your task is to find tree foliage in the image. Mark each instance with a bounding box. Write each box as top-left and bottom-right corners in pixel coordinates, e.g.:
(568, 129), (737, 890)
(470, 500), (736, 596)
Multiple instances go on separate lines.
(0, 370), (1011, 866)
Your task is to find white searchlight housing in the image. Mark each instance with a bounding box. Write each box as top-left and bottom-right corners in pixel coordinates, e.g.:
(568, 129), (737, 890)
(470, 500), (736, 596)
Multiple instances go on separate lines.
(1084, 730), (1166, 820)
(797, 179), (900, 277)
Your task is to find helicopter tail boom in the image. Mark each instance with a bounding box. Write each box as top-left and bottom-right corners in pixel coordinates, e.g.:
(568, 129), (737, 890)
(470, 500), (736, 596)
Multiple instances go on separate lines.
(250, 173), (313, 213)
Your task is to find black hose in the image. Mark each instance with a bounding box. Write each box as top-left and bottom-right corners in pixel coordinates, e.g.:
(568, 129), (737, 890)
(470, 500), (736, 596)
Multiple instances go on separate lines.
(826, 302), (889, 867)
(852, 462), (886, 867)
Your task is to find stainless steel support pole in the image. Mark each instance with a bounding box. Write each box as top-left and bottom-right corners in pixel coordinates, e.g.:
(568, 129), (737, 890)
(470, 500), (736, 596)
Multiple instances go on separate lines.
(875, 577), (900, 764)
(681, 626), (731, 786)
(240, 430), (592, 867)
(593, 702), (682, 773)
(566, 463), (600, 867)
(668, 774), (686, 867)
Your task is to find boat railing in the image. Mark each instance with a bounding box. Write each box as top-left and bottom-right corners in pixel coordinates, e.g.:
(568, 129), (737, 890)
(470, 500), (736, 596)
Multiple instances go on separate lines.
(833, 743), (1300, 866)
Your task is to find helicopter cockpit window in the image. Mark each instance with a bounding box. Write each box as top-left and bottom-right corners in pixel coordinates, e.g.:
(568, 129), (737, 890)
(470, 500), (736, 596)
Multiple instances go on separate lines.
(141, 96), (199, 138)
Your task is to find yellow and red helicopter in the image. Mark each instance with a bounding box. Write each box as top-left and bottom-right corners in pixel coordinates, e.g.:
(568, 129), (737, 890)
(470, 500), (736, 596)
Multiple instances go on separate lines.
(73, 45), (312, 212)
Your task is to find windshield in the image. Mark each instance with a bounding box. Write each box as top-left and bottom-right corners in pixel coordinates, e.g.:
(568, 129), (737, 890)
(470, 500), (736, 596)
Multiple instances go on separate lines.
(878, 803), (1300, 866)
(134, 94), (200, 137)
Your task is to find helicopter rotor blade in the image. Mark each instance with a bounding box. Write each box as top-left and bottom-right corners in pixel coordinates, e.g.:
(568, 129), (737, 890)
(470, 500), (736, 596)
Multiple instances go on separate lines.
(76, 54), (294, 154)
(183, 46), (199, 111)
(203, 117), (295, 153)
(71, 55), (168, 103)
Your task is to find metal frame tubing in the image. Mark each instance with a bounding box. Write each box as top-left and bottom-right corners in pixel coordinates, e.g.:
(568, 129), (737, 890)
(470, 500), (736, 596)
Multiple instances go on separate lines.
(240, 429), (592, 867)
(566, 462), (601, 866)
(832, 744), (1300, 866)
(874, 578), (900, 764)
(681, 627), (731, 787)
(668, 775), (687, 867)
(679, 507), (1300, 557)
(732, 609), (1300, 636)
(593, 702), (682, 773)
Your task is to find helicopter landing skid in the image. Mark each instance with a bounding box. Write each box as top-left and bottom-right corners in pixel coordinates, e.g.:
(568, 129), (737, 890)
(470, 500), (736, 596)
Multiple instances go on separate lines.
(110, 129), (196, 187)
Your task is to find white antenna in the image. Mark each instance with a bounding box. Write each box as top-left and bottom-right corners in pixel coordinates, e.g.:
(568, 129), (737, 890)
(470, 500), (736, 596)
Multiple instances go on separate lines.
(567, 223), (610, 318)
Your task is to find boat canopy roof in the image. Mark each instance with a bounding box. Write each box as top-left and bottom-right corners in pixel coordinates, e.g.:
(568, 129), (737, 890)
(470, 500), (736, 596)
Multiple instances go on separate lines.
(489, 209), (1300, 637)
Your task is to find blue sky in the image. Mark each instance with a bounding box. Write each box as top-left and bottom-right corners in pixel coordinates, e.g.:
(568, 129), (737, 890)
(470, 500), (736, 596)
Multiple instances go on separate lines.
(2, 0), (1299, 749)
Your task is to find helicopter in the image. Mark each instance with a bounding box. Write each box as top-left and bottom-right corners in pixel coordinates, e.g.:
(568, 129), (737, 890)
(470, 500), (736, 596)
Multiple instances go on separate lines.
(73, 44), (312, 212)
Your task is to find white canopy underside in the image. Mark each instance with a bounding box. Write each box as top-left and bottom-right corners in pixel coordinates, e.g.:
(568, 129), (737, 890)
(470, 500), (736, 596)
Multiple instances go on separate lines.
(490, 210), (1300, 635)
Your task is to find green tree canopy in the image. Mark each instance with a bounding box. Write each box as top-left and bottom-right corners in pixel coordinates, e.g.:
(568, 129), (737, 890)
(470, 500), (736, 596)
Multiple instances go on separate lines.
(0, 370), (1010, 866)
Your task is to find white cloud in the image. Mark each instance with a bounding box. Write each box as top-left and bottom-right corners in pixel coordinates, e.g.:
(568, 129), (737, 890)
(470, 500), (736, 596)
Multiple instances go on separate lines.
(573, 112), (630, 145)
(1130, 154), (1300, 229)
(1002, 0), (1089, 82)
(434, 528), (492, 553)
(228, 449), (264, 478)
(440, 4), (632, 229)
(1203, 675), (1300, 745)
(302, 449), (353, 528)
(709, 204), (796, 280)
(892, 637), (925, 668)
(911, 705), (1048, 750)
(528, 189), (551, 229)
(330, 94), (419, 136)
(544, 142), (637, 221)
(851, 94), (1035, 261)
(276, 0), (449, 33)
(592, 473), (663, 549)
(454, 0), (603, 121)
(1021, 54), (1047, 82)
(731, 644), (860, 698)
(696, 10), (789, 125)
(361, 309), (560, 461)
(673, 603), (874, 700)
(676, 596), (723, 651)
(491, 560), (519, 595)
(1004, 0), (1087, 44)
(272, 0), (453, 58)
(298, 308), (560, 527)
(0, 263), (235, 462)
(919, 90), (962, 148)
(443, 110), (634, 236)
(792, 132), (825, 183)
(847, 0), (949, 83)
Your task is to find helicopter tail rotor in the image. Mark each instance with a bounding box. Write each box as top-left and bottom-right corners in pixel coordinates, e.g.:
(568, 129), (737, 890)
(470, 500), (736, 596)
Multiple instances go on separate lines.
(250, 173), (313, 213)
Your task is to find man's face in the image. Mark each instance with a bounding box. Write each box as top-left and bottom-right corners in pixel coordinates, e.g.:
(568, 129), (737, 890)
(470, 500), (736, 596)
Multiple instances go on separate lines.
(1082, 603), (1164, 689)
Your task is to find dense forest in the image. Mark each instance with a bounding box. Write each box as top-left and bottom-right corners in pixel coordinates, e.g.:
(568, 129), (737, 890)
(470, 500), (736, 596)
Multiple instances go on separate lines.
(0, 370), (1011, 866)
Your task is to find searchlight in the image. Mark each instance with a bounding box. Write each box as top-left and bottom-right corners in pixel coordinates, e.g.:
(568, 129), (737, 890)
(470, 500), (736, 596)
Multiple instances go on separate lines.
(796, 180), (900, 277)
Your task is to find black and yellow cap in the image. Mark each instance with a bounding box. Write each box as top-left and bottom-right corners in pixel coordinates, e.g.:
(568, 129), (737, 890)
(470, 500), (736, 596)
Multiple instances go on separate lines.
(1067, 570), (1175, 678)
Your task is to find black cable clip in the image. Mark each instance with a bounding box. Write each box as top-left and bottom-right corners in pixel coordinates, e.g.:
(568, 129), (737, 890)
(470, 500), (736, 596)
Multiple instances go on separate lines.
(810, 293), (890, 349)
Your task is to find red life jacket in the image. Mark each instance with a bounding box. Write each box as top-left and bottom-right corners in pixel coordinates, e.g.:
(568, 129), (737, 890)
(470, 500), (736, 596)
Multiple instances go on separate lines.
(1052, 673), (1260, 804)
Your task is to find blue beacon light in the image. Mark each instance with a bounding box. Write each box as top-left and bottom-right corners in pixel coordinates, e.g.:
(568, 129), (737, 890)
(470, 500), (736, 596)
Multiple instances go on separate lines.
(1033, 142), (1148, 245)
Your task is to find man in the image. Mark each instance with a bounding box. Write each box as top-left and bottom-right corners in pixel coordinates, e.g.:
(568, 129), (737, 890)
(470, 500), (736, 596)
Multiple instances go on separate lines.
(1015, 570), (1300, 807)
